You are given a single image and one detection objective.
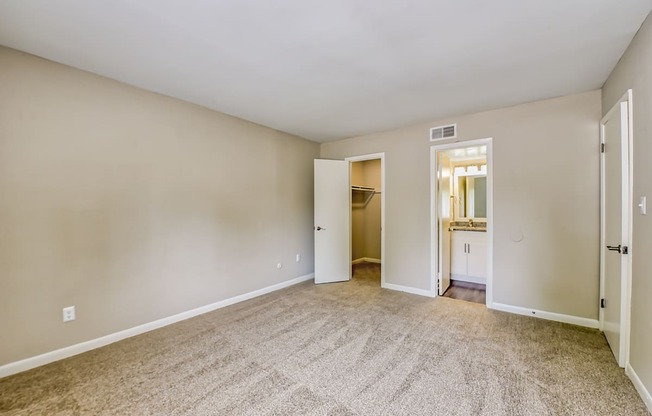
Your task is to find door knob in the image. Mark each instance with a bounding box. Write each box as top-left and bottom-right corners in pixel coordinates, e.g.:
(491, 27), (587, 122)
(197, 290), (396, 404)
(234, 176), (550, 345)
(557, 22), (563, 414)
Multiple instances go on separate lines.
(607, 244), (628, 254)
(316, 226), (325, 231)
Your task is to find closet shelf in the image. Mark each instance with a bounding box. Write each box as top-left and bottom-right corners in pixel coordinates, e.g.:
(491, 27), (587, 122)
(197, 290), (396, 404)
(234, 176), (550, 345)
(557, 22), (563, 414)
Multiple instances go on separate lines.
(351, 185), (376, 192)
(351, 185), (380, 208)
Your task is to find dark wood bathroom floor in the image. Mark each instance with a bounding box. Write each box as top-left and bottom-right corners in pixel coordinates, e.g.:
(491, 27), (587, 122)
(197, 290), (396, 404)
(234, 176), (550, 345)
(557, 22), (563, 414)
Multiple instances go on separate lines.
(442, 280), (486, 304)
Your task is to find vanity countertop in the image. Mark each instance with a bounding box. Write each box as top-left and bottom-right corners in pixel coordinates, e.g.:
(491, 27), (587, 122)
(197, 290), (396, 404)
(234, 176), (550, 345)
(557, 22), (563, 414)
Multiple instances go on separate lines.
(449, 226), (487, 232)
(449, 221), (487, 232)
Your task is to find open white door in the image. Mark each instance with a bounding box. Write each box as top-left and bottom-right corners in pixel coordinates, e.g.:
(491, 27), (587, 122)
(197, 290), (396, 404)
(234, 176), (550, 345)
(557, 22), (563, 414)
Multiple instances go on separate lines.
(438, 152), (452, 295)
(600, 98), (631, 368)
(314, 159), (350, 284)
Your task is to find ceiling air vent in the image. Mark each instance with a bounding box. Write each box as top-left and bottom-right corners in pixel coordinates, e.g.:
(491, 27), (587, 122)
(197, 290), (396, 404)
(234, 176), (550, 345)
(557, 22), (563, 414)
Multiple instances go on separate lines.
(430, 123), (457, 142)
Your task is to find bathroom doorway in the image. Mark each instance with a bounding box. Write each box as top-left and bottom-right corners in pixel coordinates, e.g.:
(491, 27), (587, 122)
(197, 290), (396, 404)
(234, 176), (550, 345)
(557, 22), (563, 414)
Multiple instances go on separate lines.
(430, 138), (493, 306)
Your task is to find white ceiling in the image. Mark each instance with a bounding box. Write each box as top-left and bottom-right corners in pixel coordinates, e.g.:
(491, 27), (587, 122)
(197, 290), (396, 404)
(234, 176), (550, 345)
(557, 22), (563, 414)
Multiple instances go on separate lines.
(0, 1), (650, 142)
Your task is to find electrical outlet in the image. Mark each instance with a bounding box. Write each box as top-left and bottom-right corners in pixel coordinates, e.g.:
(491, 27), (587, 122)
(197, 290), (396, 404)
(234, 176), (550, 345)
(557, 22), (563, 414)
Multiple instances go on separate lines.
(277, 263), (283, 269)
(63, 306), (75, 323)
(296, 254), (301, 262)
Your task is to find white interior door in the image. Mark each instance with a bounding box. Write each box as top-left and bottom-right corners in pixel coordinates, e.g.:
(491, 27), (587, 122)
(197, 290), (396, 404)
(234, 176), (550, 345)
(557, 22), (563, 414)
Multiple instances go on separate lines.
(601, 100), (630, 368)
(438, 152), (452, 295)
(314, 159), (350, 284)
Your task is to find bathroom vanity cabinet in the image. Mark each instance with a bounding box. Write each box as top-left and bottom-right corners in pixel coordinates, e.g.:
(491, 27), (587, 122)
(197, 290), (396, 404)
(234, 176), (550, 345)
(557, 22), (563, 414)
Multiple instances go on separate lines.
(450, 230), (487, 284)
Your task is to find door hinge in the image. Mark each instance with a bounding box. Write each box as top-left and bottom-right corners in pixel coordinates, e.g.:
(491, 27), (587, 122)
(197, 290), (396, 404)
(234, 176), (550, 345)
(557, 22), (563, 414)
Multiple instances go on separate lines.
(601, 143), (605, 153)
(601, 298), (606, 308)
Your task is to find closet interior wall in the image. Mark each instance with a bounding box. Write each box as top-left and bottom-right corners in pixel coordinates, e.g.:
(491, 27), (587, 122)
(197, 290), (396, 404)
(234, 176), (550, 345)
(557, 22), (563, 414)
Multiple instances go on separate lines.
(351, 160), (382, 263)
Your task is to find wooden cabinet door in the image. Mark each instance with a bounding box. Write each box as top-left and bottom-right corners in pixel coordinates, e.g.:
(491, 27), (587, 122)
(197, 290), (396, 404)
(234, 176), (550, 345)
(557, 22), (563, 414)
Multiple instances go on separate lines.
(466, 233), (487, 279)
(450, 232), (467, 276)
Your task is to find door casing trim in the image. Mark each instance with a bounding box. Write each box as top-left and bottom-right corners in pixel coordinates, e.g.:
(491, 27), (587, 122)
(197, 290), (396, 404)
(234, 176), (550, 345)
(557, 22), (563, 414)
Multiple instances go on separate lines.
(430, 138), (494, 304)
(345, 153), (385, 287)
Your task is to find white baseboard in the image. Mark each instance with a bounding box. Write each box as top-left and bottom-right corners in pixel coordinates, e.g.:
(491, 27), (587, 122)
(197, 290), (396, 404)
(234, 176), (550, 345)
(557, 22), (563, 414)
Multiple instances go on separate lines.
(382, 282), (435, 298)
(627, 362), (652, 414)
(491, 302), (599, 329)
(352, 257), (381, 264)
(0, 273), (314, 379)
(451, 274), (486, 285)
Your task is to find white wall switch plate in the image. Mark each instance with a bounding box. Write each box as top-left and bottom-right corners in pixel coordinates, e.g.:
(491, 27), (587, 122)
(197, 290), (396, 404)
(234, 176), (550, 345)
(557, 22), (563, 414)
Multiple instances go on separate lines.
(639, 196), (647, 215)
(63, 306), (75, 322)
(296, 254), (301, 262)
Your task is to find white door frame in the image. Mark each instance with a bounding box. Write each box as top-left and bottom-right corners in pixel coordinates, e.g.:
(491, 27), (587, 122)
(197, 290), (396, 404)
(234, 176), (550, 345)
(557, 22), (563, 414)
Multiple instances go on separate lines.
(599, 89), (633, 367)
(345, 153), (386, 287)
(430, 138), (494, 306)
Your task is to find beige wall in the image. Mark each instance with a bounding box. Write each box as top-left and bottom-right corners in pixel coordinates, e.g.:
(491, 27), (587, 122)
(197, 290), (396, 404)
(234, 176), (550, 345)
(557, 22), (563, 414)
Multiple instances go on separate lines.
(603, 11), (652, 402)
(0, 47), (319, 366)
(351, 160), (381, 261)
(322, 90), (601, 319)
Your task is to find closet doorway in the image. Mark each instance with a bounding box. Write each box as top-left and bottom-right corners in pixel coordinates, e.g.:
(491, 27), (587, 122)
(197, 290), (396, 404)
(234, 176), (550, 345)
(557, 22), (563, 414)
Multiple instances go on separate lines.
(430, 139), (493, 306)
(346, 153), (385, 287)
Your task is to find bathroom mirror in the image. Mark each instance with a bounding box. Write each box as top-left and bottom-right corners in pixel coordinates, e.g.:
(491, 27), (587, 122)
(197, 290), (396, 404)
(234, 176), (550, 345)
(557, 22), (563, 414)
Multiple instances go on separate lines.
(456, 174), (487, 219)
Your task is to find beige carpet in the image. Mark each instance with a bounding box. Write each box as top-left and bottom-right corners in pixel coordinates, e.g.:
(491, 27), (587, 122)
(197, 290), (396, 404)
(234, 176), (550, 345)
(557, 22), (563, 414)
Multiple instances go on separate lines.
(1, 263), (648, 415)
